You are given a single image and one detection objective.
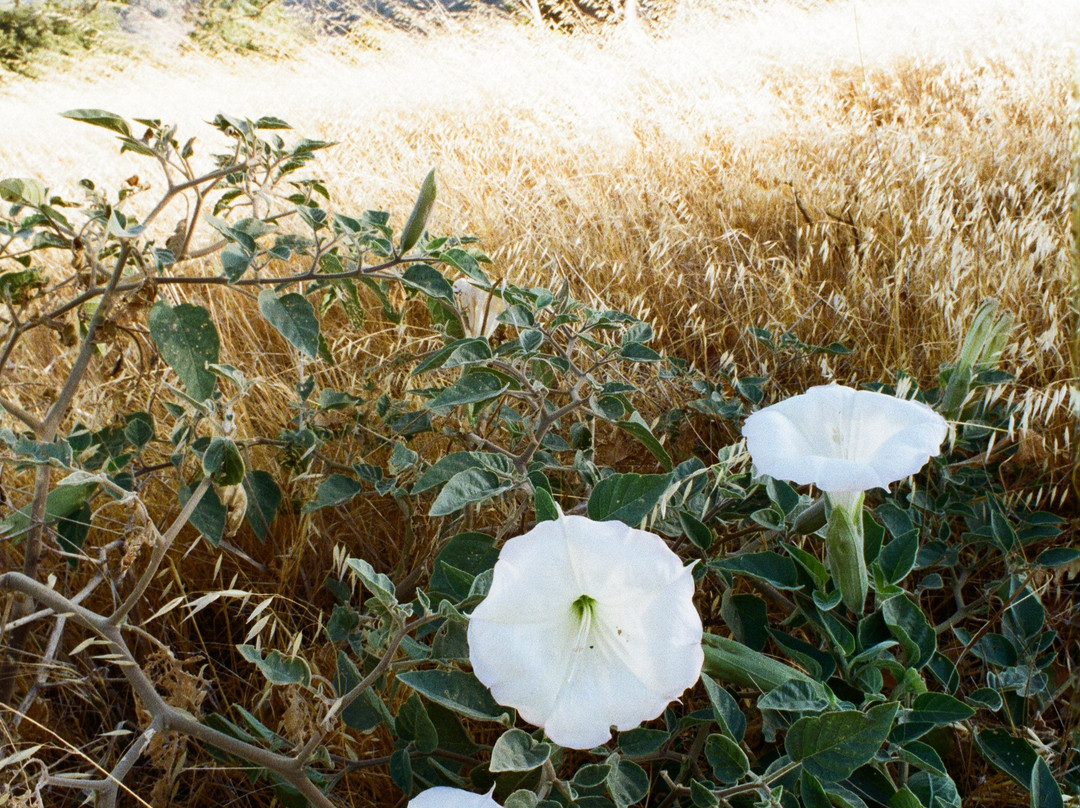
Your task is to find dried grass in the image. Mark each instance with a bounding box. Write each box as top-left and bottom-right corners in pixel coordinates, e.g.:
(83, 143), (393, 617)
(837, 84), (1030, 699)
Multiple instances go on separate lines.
(0, 0), (1077, 804)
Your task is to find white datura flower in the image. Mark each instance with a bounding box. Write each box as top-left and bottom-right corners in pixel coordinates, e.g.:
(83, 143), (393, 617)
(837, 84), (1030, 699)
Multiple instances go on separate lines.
(453, 278), (506, 339)
(408, 787), (500, 808)
(742, 384), (948, 612)
(467, 514), (704, 750)
(741, 384), (949, 494)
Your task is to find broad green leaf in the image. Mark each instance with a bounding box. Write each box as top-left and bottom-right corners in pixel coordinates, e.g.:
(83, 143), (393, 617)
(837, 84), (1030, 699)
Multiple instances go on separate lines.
(0, 178), (46, 207)
(399, 168), (436, 253)
(412, 337), (492, 375)
(430, 532), (499, 599)
(705, 734), (749, 783)
(412, 452), (516, 494)
(617, 728), (669, 757)
(701, 673), (746, 742)
(60, 108), (131, 137)
(607, 757), (650, 807)
(882, 595), (936, 670)
(909, 693), (975, 726)
(613, 414), (673, 471)
(237, 644), (311, 686)
(396, 669), (510, 723)
(303, 474), (362, 512)
(785, 702), (898, 782)
(202, 438), (245, 486)
(618, 342), (662, 362)
(1035, 547), (1080, 567)
(711, 552), (800, 590)
(402, 264), (455, 303)
(757, 679), (831, 713)
(396, 694), (438, 754)
(346, 558), (398, 609)
(1031, 756), (1063, 808)
(429, 468), (517, 517)
(177, 482), (225, 545)
(975, 728), (1039, 788)
(490, 728), (552, 772)
(334, 651), (391, 732)
(0, 482), (98, 538)
(243, 470), (281, 542)
(221, 244), (253, 282)
(148, 301), (220, 402)
(534, 486), (559, 523)
(427, 370), (508, 412)
(56, 501), (91, 565)
(897, 740), (946, 777)
(258, 290), (321, 360)
(587, 472), (673, 527)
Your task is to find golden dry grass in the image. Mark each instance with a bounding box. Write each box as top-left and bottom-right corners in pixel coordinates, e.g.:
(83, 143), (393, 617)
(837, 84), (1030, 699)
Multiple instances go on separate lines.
(0, 0), (1077, 803)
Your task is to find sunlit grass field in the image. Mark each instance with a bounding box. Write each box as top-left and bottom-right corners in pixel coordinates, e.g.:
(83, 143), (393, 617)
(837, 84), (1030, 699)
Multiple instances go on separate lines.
(0, 0), (1077, 802)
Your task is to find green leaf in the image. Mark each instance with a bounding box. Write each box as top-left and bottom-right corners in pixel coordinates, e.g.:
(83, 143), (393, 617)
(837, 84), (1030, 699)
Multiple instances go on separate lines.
(1035, 547), (1080, 567)
(221, 244), (253, 282)
(617, 728), (669, 757)
(258, 290), (321, 360)
(618, 342), (662, 362)
(877, 526), (919, 585)
(333, 651), (391, 732)
(882, 595), (936, 670)
(56, 501), (91, 565)
(1031, 756), (1063, 808)
(303, 474), (362, 512)
(346, 558), (398, 609)
(0, 482), (98, 539)
(412, 337), (492, 375)
(490, 728), (552, 772)
(975, 728), (1039, 789)
(0, 178), (46, 207)
(396, 670), (510, 723)
(785, 702), (899, 782)
(613, 414), (673, 471)
(243, 471), (280, 542)
(177, 482), (224, 545)
(202, 438), (245, 486)
(757, 679), (831, 713)
(701, 673), (746, 742)
(607, 758), (650, 808)
(909, 693), (975, 726)
(148, 301), (220, 402)
(396, 694), (438, 754)
(402, 265), (456, 303)
(967, 687), (1003, 711)
(439, 247), (489, 285)
(399, 168), (437, 253)
(61, 108), (131, 137)
(711, 552), (800, 590)
(705, 734), (749, 783)
(534, 486), (559, 523)
(897, 740), (946, 777)
(237, 644), (311, 686)
(427, 371), (509, 413)
(587, 472), (673, 527)
(429, 468), (517, 517)
(430, 532), (499, 600)
(412, 452), (516, 494)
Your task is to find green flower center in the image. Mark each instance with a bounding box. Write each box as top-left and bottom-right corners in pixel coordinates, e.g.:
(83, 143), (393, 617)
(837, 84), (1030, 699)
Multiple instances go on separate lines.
(571, 594), (597, 621)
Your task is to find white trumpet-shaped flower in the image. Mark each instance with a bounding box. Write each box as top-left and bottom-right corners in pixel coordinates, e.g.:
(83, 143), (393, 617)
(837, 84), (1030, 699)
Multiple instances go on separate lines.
(453, 279), (506, 339)
(467, 514), (704, 750)
(742, 384), (948, 612)
(408, 787), (500, 808)
(741, 384), (949, 494)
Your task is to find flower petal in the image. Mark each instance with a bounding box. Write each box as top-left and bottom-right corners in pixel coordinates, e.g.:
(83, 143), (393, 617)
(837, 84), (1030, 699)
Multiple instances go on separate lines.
(468, 515), (704, 750)
(742, 384), (948, 493)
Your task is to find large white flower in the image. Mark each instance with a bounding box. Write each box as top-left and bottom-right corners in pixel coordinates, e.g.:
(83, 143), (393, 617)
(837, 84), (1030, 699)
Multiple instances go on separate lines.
(408, 787), (500, 808)
(741, 384), (949, 494)
(742, 384), (948, 612)
(453, 279), (506, 340)
(467, 514), (704, 750)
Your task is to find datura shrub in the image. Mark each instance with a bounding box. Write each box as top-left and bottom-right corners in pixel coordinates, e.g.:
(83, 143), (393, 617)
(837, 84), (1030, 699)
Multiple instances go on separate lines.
(0, 112), (1074, 808)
